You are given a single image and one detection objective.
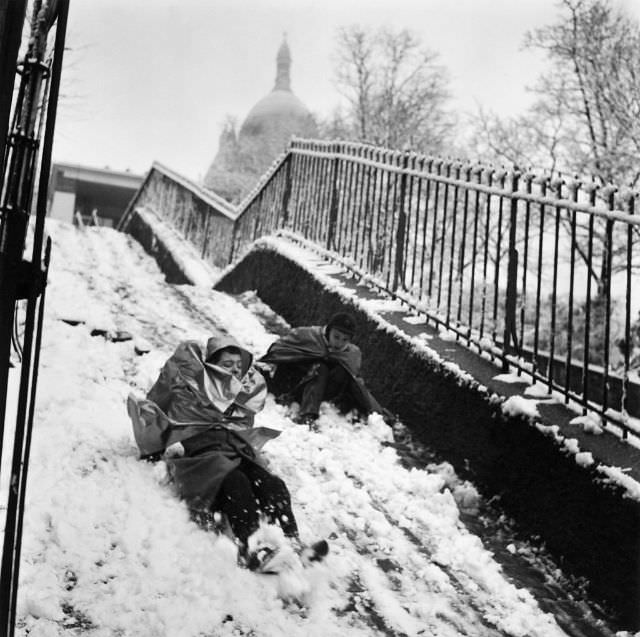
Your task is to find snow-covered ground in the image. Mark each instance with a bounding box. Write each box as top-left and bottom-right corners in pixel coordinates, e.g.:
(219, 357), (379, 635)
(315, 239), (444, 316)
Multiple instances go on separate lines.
(1, 221), (619, 636)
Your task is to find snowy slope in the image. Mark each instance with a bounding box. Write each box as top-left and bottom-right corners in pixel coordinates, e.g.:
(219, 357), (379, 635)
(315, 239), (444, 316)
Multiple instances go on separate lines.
(11, 221), (572, 637)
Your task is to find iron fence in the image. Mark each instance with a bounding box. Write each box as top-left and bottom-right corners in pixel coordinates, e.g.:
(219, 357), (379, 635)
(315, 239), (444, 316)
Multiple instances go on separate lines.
(118, 161), (237, 268)
(122, 137), (640, 437)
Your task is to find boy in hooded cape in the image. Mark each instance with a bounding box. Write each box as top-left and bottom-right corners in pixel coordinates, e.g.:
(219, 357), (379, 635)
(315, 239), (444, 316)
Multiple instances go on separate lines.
(260, 312), (387, 427)
(127, 334), (325, 566)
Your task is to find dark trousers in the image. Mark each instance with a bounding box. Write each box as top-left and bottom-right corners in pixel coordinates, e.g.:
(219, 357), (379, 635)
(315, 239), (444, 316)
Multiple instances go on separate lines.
(300, 362), (352, 417)
(214, 459), (298, 548)
(270, 361), (367, 418)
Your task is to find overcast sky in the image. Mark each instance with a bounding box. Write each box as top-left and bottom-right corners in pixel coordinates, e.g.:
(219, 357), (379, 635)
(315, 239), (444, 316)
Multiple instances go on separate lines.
(51, 0), (640, 182)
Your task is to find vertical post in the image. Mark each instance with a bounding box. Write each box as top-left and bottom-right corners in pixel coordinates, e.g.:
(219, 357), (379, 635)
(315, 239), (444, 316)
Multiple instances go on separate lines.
(326, 142), (340, 250)
(502, 168), (520, 371)
(548, 178), (563, 390)
(565, 179), (580, 401)
(0, 0), (27, 180)
(280, 151), (292, 228)
(467, 166), (483, 342)
(581, 183), (596, 413)
(393, 151), (409, 291)
(200, 208), (211, 259)
(0, 0), (28, 439)
(621, 193), (634, 437)
(228, 216), (239, 263)
(533, 177), (548, 379)
(601, 187), (616, 422)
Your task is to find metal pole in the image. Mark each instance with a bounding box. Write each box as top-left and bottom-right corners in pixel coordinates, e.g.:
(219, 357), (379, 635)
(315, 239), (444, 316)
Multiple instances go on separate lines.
(0, 0), (28, 451)
(280, 151), (292, 227)
(0, 1), (69, 633)
(502, 169), (520, 371)
(393, 152), (409, 291)
(0, 0), (28, 181)
(326, 142), (340, 250)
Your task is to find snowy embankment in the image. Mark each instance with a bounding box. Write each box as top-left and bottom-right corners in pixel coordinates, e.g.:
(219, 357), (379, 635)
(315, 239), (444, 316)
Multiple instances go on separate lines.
(9, 221), (573, 637)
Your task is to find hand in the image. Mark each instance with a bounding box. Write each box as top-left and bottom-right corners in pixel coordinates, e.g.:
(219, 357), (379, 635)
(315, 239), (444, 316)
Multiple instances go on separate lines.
(254, 361), (275, 378)
(381, 408), (398, 427)
(164, 441), (185, 459)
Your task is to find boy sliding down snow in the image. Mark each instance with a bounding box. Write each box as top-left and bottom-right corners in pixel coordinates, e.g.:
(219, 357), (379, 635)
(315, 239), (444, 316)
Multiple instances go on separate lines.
(260, 311), (390, 428)
(127, 335), (327, 573)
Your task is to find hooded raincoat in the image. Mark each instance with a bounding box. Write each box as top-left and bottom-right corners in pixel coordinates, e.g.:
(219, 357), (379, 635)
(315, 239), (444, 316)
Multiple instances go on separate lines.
(260, 325), (383, 415)
(128, 336), (278, 512)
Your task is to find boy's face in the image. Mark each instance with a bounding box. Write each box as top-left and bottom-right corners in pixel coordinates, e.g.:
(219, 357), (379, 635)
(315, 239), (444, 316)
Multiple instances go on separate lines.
(215, 351), (243, 379)
(327, 327), (352, 352)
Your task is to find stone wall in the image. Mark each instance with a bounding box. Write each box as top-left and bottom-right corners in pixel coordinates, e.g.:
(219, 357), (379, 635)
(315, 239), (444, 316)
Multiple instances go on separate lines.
(125, 210), (192, 285)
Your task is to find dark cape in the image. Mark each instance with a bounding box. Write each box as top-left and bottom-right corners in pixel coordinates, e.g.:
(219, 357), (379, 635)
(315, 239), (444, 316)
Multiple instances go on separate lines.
(127, 335), (279, 512)
(260, 325), (384, 415)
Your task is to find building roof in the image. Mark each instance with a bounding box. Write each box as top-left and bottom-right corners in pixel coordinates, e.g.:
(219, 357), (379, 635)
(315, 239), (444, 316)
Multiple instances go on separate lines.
(52, 162), (145, 189)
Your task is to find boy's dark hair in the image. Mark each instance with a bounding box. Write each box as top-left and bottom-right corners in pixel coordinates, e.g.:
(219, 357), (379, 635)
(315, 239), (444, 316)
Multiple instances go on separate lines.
(325, 312), (357, 338)
(208, 345), (242, 364)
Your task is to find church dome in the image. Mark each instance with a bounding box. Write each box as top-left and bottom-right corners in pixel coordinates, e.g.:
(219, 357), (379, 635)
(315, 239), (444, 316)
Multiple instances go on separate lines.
(204, 36), (316, 203)
(238, 37), (316, 142)
(240, 90), (312, 138)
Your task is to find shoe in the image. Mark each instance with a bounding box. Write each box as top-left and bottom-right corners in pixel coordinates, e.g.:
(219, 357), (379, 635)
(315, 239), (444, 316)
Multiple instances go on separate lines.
(299, 539), (329, 567)
(247, 544), (280, 573)
(294, 413), (318, 430)
(275, 391), (295, 406)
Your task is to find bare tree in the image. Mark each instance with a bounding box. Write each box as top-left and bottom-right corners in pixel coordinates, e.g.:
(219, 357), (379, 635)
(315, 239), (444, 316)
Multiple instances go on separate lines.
(465, 0), (640, 368)
(525, 0), (640, 187)
(316, 106), (354, 140)
(470, 0), (640, 282)
(472, 0), (640, 187)
(471, 96), (573, 175)
(332, 25), (455, 154)
(333, 27), (375, 141)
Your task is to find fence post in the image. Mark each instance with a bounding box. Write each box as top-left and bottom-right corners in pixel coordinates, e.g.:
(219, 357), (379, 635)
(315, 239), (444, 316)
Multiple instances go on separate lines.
(228, 217), (238, 264)
(326, 142), (340, 250)
(502, 168), (521, 371)
(281, 151), (292, 228)
(393, 151), (410, 291)
(200, 208), (211, 259)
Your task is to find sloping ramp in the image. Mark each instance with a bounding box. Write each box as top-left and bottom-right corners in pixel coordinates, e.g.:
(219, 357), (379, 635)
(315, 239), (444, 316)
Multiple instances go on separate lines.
(10, 220), (605, 637)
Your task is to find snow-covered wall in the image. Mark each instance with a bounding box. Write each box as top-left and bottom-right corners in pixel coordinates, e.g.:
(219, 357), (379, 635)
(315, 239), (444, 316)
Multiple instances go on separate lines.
(215, 243), (640, 629)
(125, 207), (219, 286)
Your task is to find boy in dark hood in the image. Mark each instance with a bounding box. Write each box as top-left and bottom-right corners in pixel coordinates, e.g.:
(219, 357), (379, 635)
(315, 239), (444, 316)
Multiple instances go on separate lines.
(260, 312), (386, 428)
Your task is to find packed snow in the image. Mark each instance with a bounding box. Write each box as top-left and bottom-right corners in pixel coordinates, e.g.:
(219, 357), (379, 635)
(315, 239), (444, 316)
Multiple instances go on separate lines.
(134, 207), (219, 287)
(501, 396), (540, 419)
(569, 414), (604, 435)
(1, 220), (614, 636)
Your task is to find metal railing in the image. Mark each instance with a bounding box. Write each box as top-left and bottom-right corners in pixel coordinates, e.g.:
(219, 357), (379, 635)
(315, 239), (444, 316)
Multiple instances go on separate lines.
(123, 138), (640, 437)
(118, 161), (237, 268)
